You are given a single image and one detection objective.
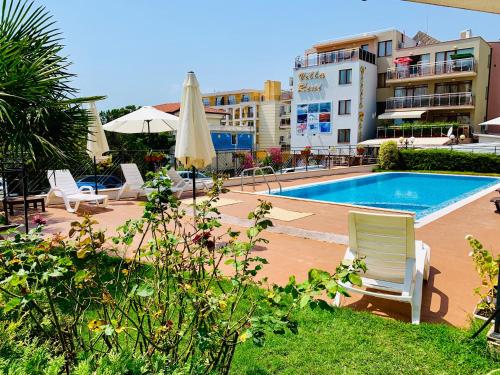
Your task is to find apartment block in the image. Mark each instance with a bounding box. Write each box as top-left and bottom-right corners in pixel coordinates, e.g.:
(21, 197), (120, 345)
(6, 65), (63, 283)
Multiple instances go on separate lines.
(202, 80), (292, 150)
(292, 28), (493, 146)
(291, 35), (379, 148)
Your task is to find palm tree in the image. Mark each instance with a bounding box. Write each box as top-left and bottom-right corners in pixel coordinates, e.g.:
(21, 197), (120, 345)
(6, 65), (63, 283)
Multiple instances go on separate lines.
(0, 0), (104, 160)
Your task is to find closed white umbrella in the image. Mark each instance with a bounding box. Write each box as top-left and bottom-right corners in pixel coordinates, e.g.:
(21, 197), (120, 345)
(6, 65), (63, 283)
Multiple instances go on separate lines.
(87, 102), (110, 193)
(175, 71), (216, 204)
(87, 102), (110, 161)
(102, 106), (178, 134)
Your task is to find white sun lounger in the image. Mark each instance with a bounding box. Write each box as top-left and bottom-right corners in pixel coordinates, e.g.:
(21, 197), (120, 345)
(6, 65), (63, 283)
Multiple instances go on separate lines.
(46, 170), (109, 213)
(166, 168), (213, 197)
(334, 211), (430, 324)
(116, 163), (156, 200)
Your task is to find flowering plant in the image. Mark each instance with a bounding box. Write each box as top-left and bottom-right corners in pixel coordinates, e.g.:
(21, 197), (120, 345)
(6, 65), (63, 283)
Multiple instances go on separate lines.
(31, 214), (47, 226)
(466, 235), (499, 316)
(300, 146), (312, 157)
(144, 151), (166, 163)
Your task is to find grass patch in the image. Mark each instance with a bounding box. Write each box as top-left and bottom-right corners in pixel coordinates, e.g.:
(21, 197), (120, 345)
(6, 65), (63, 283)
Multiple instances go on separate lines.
(373, 168), (500, 177)
(232, 307), (499, 374)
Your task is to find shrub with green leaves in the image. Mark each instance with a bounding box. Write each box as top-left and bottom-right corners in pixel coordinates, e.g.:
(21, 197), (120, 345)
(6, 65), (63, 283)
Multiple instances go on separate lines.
(377, 141), (399, 170)
(0, 169), (365, 374)
(398, 149), (500, 173)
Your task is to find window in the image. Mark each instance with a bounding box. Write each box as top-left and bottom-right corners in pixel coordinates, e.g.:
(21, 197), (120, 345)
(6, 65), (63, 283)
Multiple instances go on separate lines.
(202, 98), (210, 106)
(228, 95), (236, 105)
(338, 100), (351, 115)
(215, 96), (225, 106)
(279, 135), (285, 144)
(241, 94), (250, 102)
(394, 85), (428, 97)
(377, 73), (387, 88)
(338, 129), (351, 143)
(361, 44), (369, 52)
(339, 69), (352, 85)
(231, 134), (237, 145)
(377, 40), (393, 57)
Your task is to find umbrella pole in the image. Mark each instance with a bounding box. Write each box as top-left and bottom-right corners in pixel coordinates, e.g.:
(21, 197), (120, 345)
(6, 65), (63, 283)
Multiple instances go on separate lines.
(192, 166), (196, 216)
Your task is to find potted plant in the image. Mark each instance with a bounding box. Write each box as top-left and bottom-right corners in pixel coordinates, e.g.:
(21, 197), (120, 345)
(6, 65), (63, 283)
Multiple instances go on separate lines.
(466, 235), (499, 321)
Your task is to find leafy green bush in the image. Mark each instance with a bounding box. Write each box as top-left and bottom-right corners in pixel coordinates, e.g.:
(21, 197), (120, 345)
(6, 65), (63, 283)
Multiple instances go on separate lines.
(378, 141), (399, 170)
(398, 149), (500, 173)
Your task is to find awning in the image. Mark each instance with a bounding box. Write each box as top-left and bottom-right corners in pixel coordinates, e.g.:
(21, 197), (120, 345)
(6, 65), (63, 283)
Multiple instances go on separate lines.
(479, 117), (500, 126)
(359, 137), (451, 146)
(378, 110), (426, 120)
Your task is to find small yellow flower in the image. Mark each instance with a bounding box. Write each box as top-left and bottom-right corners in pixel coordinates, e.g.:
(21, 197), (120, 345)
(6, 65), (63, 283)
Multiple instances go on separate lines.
(218, 300), (227, 311)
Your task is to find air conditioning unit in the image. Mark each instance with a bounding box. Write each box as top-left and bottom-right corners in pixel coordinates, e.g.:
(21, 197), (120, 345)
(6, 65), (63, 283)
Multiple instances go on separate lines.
(460, 29), (472, 39)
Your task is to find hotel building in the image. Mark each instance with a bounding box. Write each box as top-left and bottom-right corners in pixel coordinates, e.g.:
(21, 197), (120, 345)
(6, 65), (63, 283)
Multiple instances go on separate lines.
(202, 80), (292, 150)
(292, 28), (492, 147)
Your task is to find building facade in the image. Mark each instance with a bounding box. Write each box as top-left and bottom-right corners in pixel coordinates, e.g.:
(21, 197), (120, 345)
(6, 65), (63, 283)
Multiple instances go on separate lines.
(291, 38), (378, 149)
(292, 28), (493, 147)
(202, 80), (292, 150)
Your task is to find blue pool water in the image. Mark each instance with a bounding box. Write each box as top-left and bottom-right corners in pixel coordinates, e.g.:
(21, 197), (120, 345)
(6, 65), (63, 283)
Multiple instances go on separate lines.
(270, 173), (500, 219)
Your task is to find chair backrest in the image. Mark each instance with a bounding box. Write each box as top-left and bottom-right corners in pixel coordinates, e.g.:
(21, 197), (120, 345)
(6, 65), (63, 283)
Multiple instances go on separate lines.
(121, 163), (145, 188)
(348, 211), (415, 284)
(47, 170), (80, 196)
(166, 168), (186, 186)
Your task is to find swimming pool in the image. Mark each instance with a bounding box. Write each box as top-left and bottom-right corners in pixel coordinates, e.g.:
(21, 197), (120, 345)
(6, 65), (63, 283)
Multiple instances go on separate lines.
(269, 172), (500, 223)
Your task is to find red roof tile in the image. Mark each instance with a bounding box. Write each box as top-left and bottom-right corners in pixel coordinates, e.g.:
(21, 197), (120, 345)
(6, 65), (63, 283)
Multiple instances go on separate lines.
(154, 102), (227, 115)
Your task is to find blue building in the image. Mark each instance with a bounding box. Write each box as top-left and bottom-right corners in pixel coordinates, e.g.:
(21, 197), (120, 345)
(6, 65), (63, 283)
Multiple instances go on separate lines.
(210, 132), (253, 151)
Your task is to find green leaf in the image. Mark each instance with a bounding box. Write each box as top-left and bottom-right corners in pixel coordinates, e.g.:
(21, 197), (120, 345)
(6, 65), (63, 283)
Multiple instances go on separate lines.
(136, 284), (154, 298)
(247, 227), (259, 238)
(299, 295), (310, 308)
(3, 297), (21, 313)
(348, 273), (362, 286)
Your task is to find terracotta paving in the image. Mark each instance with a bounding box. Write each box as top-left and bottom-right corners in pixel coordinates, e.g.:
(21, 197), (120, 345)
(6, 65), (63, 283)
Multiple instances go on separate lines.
(9, 171), (500, 327)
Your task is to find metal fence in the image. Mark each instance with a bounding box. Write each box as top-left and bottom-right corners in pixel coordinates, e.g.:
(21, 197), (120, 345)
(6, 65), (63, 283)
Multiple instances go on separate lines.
(2, 142), (499, 199)
(0, 146), (378, 196)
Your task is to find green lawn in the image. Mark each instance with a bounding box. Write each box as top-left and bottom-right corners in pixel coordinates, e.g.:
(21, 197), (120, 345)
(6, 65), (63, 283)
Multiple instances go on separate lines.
(232, 307), (499, 375)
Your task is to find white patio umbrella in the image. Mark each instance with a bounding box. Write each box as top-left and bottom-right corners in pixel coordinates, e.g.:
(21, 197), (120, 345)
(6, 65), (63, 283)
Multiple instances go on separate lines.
(87, 102), (110, 193)
(87, 102), (110, 161)
(175, 71), (216, 205)
(102, 106), (178, 134)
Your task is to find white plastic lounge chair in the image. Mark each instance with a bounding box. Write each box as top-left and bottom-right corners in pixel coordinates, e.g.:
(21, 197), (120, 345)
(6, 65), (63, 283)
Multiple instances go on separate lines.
(117, 163), (155, 200)
(166, 168), (213, 197)
(334, 211), (430, 325)
(46, 170), (109, 213)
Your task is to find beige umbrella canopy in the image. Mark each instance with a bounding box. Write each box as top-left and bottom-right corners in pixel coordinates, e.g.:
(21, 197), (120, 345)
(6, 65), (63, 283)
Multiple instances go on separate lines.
(87, 102), (110, 161)
(175, 71), (216, 203)
(175, 71), (216, 169)
(102, 106), (178, 134)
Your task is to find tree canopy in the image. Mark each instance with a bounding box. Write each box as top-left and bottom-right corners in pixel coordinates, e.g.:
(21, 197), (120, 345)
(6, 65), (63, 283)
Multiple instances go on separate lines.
(0, 0), (103, 160)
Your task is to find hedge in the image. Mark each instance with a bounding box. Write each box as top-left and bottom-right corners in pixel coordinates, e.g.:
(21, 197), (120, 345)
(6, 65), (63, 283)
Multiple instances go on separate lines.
(397, 149), (500, 174)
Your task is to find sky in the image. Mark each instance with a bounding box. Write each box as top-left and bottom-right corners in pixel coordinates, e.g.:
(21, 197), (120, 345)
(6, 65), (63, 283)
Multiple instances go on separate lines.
(38, 0), (500, 110)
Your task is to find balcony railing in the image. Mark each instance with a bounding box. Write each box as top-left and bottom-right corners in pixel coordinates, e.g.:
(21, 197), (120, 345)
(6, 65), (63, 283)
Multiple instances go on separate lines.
(386, 58), (475, 80)
(386, 92), (473, 110)
(294, 47), (376, 69)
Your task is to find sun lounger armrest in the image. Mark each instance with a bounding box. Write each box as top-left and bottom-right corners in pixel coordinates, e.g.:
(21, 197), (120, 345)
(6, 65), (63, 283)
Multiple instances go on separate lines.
(79, 185), (95, 194)
(49, 187), (69, 200)
(401, 258), (416, 297)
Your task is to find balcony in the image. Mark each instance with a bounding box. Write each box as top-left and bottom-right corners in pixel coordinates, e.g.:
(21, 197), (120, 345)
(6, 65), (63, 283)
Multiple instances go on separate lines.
(386, 92), (474, 111)
(294, 47), (376, 69)
(386, 58), (476, 83)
